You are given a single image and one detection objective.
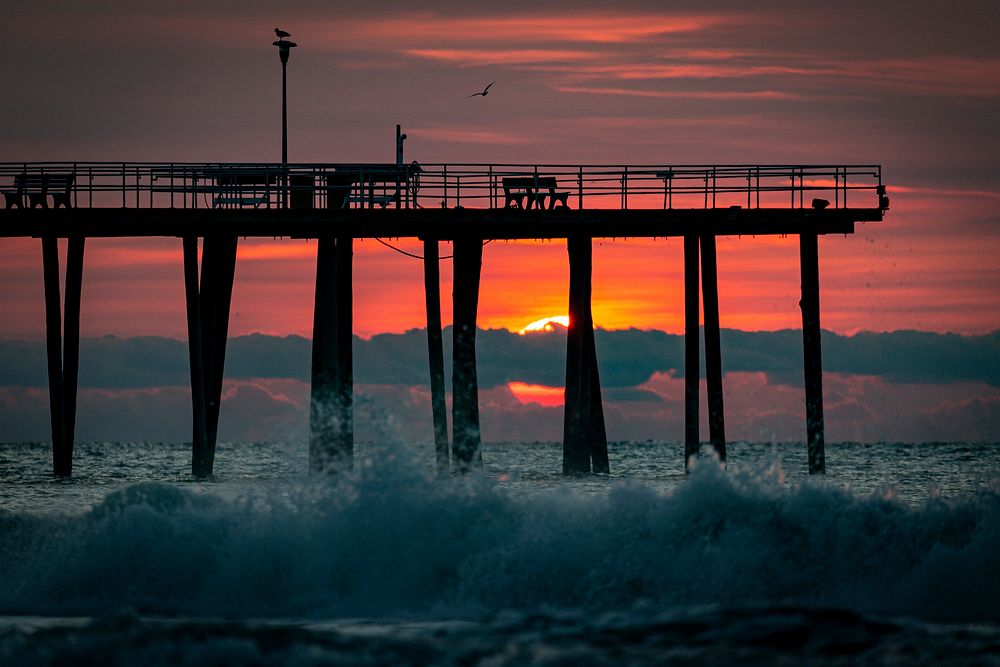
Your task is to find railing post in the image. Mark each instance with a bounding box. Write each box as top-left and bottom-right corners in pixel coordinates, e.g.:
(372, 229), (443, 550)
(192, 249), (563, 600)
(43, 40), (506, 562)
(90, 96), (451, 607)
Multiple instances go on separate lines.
(755, 167), (760, 208)
(623, 166), (628, 210)
(121, 162), (126, 208)
(712, 166), (717, 208)
(578, 166), (583, 210)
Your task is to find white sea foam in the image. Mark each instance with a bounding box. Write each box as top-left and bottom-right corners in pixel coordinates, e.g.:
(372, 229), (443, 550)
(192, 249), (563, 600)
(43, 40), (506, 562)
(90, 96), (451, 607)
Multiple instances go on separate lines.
(0, 450), (997, 624)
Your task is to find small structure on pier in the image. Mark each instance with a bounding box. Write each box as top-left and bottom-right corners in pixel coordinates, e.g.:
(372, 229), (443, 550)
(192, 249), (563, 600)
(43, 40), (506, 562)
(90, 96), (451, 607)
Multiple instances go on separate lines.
(0, 160), (886, 477)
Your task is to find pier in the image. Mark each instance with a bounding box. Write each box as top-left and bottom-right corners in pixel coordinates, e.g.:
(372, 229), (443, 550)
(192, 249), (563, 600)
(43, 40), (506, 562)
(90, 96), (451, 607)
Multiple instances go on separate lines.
(0, 161), (886, 477)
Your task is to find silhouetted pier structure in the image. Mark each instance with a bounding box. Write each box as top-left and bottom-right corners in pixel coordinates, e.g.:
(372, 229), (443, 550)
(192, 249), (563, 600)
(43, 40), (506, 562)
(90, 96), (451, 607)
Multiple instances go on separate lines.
(0, 161), (887, 477)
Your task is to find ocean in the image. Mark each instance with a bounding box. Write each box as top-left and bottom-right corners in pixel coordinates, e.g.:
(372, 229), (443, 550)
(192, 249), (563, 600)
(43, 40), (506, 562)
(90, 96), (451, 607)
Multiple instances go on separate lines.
(1, 440), (998, 665)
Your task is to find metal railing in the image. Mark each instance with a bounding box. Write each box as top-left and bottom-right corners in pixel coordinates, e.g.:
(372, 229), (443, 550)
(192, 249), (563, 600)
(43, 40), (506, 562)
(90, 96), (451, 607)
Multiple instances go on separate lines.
(0, 162), (886, 212)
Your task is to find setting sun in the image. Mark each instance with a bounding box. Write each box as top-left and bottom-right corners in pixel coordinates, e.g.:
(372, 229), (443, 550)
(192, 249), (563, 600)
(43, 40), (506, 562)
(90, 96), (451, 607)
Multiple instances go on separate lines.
(518, 315), (569, 335)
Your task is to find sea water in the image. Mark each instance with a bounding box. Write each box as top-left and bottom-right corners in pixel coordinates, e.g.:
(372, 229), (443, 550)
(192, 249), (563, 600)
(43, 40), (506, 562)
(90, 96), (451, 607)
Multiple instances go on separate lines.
(1, 440), (998, 665)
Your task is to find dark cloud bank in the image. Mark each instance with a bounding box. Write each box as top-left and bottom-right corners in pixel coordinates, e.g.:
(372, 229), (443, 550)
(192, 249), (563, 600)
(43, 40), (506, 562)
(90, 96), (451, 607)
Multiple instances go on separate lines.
(1, 328), (997, 390)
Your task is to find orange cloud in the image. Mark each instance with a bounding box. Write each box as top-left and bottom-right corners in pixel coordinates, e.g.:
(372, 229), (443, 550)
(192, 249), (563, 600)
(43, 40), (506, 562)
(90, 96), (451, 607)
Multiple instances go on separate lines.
(335, 14), (730, 47)
(404, 48), (600, 66)
(508, 381), (564, 408)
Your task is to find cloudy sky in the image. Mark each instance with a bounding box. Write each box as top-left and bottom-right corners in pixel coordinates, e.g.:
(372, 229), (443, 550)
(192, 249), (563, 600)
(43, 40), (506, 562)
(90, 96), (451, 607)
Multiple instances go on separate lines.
(0, 1), (997, 445)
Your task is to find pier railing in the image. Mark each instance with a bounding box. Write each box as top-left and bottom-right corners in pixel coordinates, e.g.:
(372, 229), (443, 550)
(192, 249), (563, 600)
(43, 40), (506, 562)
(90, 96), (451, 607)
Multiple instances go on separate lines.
(0, 162), (885, 212)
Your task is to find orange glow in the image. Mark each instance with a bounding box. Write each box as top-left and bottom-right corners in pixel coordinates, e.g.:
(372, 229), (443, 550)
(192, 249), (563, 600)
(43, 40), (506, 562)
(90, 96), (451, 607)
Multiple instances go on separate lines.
(405, 48), (598, 65)
(334, 14), (728, 47)
(508, 382), (565, 407)
(519, 316), (569, 334)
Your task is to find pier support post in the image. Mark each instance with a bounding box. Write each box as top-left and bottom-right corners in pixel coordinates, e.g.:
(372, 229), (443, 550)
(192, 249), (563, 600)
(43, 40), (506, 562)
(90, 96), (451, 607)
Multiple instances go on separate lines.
(700, 233), (726, 462)
(452, 238), (482, 470)
(41, 235), (85, 476)
(799, 230), (826, 474)
(183, 236), (209, 475)
(310, 235), (354, 472)
(423, 238), (450, 473)
(684, 234), (700, 469)
(563, 234), (609, 474)
(183, 234), (238, 478)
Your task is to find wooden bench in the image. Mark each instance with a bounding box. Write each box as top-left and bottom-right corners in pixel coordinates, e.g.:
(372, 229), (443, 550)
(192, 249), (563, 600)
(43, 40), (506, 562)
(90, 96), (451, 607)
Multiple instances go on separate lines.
(212, 170), (277, 208)
(501, 176), (570, 209)
(326, 169), (403, 209)
(3, 173), (75, 209)
(213, 196), (268, 208)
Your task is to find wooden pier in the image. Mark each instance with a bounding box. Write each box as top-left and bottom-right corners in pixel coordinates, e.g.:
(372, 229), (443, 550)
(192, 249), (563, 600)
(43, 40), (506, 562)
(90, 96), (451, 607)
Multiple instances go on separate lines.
(0, 162), (886, 477)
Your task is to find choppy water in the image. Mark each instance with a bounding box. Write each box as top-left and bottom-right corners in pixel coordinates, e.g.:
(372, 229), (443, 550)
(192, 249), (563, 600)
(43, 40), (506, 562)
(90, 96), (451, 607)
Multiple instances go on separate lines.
(1, 440), (998, 665)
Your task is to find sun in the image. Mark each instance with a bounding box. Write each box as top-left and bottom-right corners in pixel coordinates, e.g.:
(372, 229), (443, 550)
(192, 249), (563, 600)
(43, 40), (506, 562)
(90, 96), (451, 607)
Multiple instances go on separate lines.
(518, 315), (569, 335)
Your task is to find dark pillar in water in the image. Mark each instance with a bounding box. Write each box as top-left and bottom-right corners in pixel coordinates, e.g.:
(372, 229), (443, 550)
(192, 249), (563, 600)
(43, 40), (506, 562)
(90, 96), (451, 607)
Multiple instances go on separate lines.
(700, 233), (726, 462)
(183, 236), (210, 476)
(42, 237), (65, 473)
(200, 235), (238, 462)
(587, 322), (610, 474)
(423, 237), (450, 473)
(451, 237), (482, 470)
(41, 235), (85, 476)
(184, 235), (238, 478)
(683, 234), (700, 469)
(799, 230), (826, 474)
(563, 234), (609, 474)
(62, 236), (84, 466)
(310, 235), (354, 472)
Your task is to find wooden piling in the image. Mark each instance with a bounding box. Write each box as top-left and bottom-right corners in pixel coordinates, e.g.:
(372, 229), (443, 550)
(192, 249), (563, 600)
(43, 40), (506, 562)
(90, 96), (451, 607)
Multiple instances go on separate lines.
(587, 323), (610, 474)
(451, 238), (483, 470)
(62, 236), (84, 467)
(683, 234), (700, 469)
(183, 236), (210, 477)
(699, 233), (727, 462)
(563, 235), (609, 474)
(799, 230), (826, 474)
(309, 236), (354, 472)
(423, 237), (450, 473)
(199, 234), (238, 470)
(41, 237), (67, 475)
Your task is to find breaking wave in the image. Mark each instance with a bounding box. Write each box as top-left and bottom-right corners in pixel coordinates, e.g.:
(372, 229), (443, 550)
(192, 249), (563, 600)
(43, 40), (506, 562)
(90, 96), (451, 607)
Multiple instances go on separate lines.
(0, 453), (997, 623)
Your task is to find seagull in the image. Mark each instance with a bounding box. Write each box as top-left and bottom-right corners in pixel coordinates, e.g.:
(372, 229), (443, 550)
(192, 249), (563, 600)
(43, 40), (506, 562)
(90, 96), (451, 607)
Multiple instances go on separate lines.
(274, 27), (291, 40)
(469, 81), (495, 98)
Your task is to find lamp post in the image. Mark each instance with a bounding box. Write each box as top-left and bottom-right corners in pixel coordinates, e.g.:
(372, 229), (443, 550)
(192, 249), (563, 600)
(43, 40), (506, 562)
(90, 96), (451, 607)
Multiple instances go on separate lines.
(273, 36), (297, 207)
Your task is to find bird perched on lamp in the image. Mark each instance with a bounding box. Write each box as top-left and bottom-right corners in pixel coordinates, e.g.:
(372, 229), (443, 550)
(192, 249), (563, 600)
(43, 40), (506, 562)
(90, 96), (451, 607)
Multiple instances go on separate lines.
(274, 27), (291, 41)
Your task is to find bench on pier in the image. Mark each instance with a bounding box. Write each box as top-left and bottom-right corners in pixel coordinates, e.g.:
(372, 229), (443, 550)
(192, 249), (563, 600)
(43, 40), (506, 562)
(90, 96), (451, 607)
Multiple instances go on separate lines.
(3, 173), (75, 209)
(502, 176), (570, 210)
(212, 170), (278, 209)
(213, 196), (269, 208)
(325, 168), (405, 209)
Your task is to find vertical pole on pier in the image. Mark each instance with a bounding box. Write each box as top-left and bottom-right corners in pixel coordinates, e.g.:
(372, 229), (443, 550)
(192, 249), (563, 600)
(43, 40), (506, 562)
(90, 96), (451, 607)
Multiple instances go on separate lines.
(310, 236), (354, 472)
(41, 237), (66, 475)
(183, 236), (210, 476)
(62, 236), (85, 465)
(700, 233), (726, 462)
(423, 237), (450, 473)
(451, 237), (483, 470)
(683, 234), (700, 470)
(563, 234), (609, 474)
(799, 230), (826, 474)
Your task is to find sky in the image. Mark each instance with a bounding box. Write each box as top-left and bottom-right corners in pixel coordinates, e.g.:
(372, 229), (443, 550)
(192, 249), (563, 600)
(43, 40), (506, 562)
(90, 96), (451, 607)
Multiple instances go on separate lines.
(0, 1), (998, 444)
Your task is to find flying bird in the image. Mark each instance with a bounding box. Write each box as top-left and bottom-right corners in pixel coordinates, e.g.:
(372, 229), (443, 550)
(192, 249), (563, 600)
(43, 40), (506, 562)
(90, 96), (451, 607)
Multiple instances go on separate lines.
(274, 27), (291, 40)
(469, 82), (495, 98)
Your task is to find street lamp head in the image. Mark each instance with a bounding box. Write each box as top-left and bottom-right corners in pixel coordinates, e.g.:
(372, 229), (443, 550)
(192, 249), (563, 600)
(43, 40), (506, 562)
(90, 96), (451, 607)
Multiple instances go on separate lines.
(273, 39), (297, 65)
